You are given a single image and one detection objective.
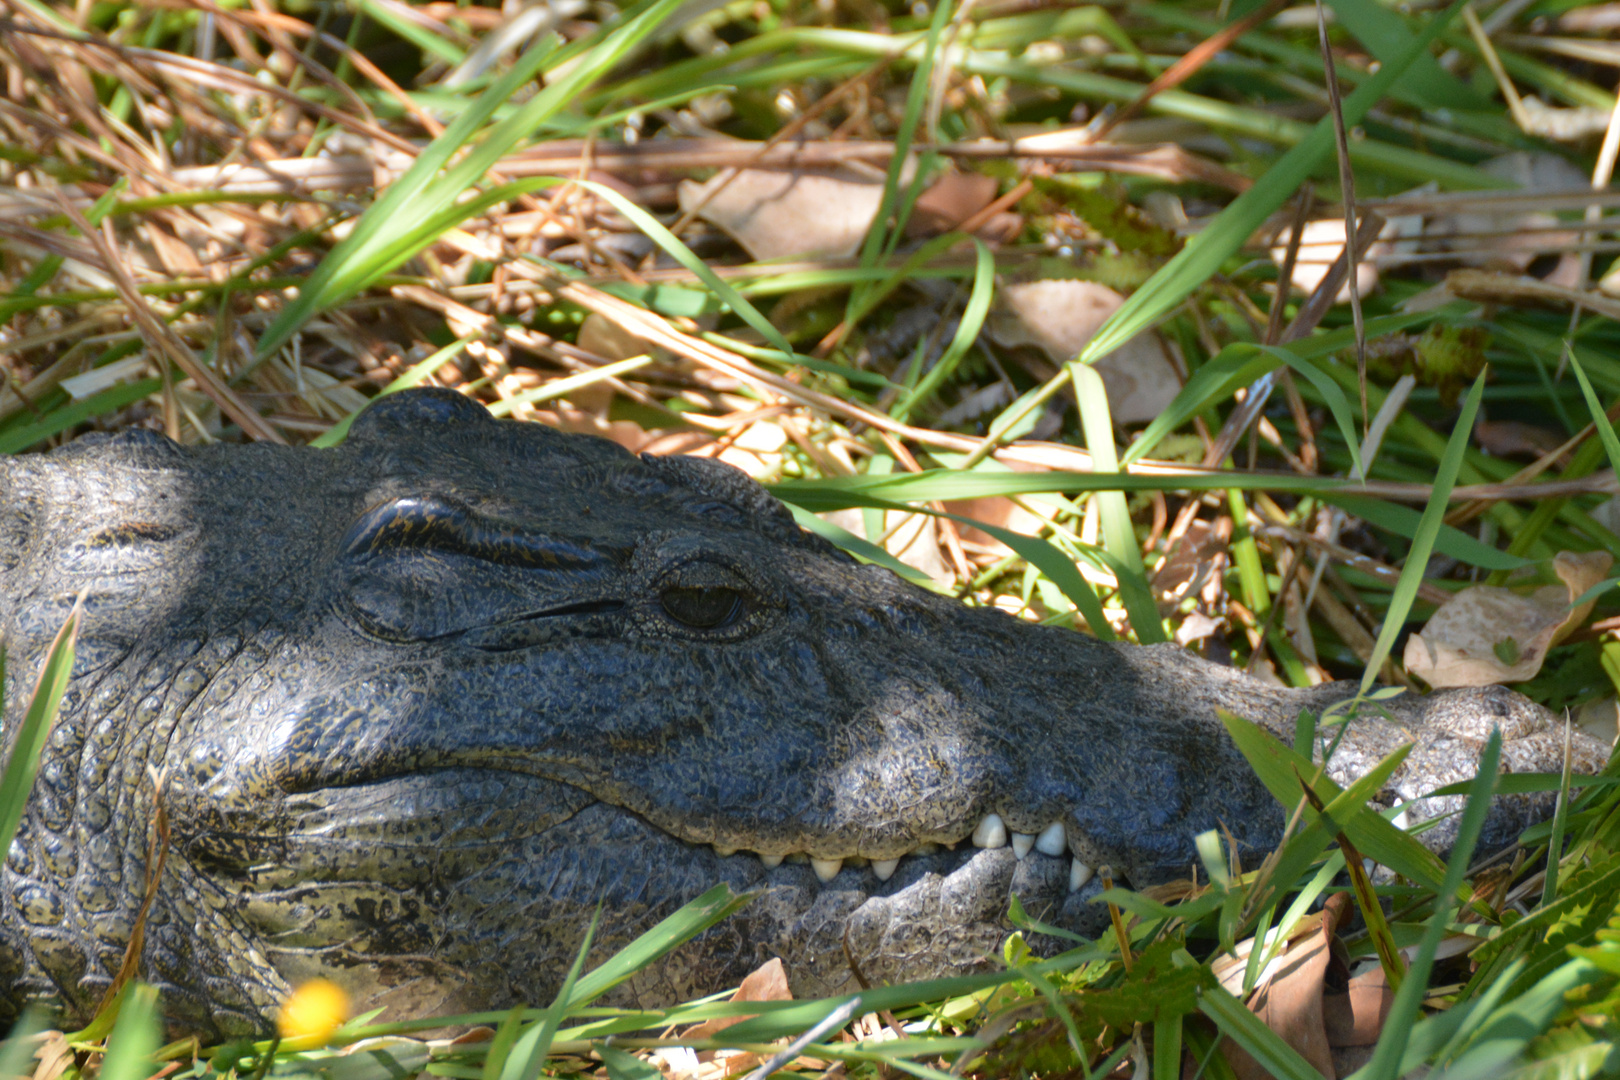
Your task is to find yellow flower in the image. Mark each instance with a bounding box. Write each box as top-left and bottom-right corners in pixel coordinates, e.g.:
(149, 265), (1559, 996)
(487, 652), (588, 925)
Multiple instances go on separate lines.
(277, 979), (350, 1044)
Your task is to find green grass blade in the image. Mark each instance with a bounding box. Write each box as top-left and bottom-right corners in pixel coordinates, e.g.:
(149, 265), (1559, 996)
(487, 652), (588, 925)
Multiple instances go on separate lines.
(0, 379), (165, 455)
(0, 1007), (48, 1080)
(1067, 0), (1469, 369)
(1565, 349), (1620, 477)
(787, 506), (940, 588)
(778, 489), (1116, 637)
(487, 356), (656, 418)
(1121, 312), (1437, 466)
(0, 603), (80, 859)
(894, 239), (995, 423)
(501, 911), (599, 1080)
(1358, 369), (1485, 696)
(1071, 361), (1164, 643)
(1324, 496), (1528, 572)
(357, 0), (467, 65)
(1219, 709), (1446, 891)
(850, 0), (951, 310)
(1260, 347), (1365, 480)
(99, 984), (160, 1080)
(257, 0), (685, 360)
(1358, 731), (1502, 1080)
(599, 1044), (663, 1079)
(562, 181), (794, 357)
(480, 1006), (529, 1080)
(564, 884), (753, 1009)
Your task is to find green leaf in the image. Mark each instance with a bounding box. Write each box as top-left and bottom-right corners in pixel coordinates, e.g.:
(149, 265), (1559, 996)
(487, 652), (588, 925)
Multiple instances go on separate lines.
(99, 984), (160, 1080)
(1066, 0), (1471, 369)
(599, 1045), (664, 1080)
(1075, 940), (1215, 1028)
(1218, 709), (1446, 892)
(1359, 369), (1486, 697)
(895, 239), (996, 423)
(1072, 362), (1164, 643)
(256, 0), (686, 359)
(0, 603), (79, 861)
(1565, 349), (1620, 480)
(1361, 731), (1502, 1080)
(565, 884), (753, 1010)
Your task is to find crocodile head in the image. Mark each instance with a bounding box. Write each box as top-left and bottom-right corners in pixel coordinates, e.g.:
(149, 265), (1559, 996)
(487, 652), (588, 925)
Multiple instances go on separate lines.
(1, 389), (1609, 1037)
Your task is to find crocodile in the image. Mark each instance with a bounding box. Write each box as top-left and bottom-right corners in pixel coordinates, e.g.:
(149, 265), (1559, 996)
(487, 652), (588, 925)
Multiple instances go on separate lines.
(0, 387), (1610, 1038)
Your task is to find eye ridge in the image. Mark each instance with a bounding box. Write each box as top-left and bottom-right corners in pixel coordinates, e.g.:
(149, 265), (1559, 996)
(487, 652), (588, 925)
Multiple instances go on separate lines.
(660, 585), (745, 630)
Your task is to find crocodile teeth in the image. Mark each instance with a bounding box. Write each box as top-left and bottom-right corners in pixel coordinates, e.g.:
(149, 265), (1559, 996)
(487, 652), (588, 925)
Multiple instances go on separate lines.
(1011, 832), (1035, 860)
(1034, 822), (1067, 856)
(810, 857), (844, 883)
(759, 854), (784, 869)
(1069, 859), (1095, 892)
(714, 845), (738, 858)
(971, 813), (1007, 849)
(871, 858), (899, 882)
(1391, 809), (1410, 832)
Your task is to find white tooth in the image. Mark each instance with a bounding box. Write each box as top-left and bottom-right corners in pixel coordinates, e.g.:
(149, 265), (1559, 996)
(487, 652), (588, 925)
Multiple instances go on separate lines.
(1391, 810), (1410, 832)
(1011, 833), (1035, 860)
(759, 854), (783, 869)
(1069, 859), (1094, 892)
(872, 858), (899, 881)
(972, 813), (1007, 849)
(811, 857), (844, 883)
(1035, 822), (1066, 856)
(714, 845), (737, 858)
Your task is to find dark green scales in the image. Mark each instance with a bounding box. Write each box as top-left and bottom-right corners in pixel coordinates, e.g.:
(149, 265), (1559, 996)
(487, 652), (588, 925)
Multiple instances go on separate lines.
(0, 389), (1607, 1036)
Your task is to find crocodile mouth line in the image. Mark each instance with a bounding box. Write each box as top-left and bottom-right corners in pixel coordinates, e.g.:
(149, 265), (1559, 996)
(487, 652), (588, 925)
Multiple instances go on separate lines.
(297, 768), (1102, 897)
(696, 811), (1097, 893)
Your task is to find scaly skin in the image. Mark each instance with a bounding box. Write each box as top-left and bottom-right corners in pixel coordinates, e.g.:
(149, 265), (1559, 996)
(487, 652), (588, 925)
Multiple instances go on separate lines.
(0, 389), (1609, 1037)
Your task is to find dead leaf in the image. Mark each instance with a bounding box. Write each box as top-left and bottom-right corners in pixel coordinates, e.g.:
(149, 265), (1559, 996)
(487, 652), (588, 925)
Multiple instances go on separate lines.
(1404, 550), (1613, 686)
(986, 280), (1180, 424)
(907, 171), (998, 235)
(1223, 924), (1336, 1080)
(1270, 218), (1382, 303)
(577, 312), (659, 362)
(1322, 966), (1393, 1047)
(1474, 418), (1568, 462)
(1209, 897), (1351, 1080)
(1576, 696), (1620, 747)
(678, 167), (906, 261)
(681, 957), (793, 1041)
(1428, 152), (1587, 273)
(29, 1031), (71, 1080)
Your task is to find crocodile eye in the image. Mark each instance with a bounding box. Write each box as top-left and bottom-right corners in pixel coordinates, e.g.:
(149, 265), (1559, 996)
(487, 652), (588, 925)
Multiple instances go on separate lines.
(660, 586), (744, 630)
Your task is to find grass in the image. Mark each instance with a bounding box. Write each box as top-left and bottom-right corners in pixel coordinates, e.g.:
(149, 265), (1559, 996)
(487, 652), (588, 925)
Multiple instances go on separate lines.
(6, 0), (1620, 1074)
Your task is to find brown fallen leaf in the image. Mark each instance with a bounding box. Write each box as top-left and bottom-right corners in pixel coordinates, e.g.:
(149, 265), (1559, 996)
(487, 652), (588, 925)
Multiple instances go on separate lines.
(1428, 152), (1588, 273)
(682, 957), (794, 1041)
(986, 279), (1180, 424)
(1322, 966), (1393, 1048)
(1404, 550), (1613, 687)
(1209, 894), (1353, 1080)
(907, 171), (999, 235)
(678, 167), (904, 261)
(1270, 218), (1382, 304)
